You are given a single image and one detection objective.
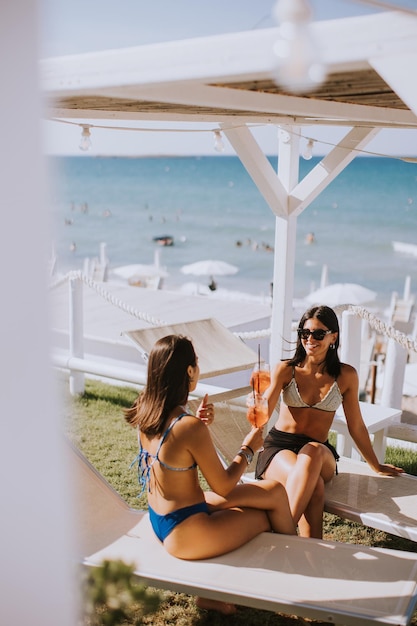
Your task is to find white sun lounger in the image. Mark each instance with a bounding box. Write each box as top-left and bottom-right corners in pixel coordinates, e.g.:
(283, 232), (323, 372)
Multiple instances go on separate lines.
(123, 318), (260, 401)
(325, 457), (417, 542)
(68, 441), (417, 626)
(201, 400), (417, 543)
(124, 318), (259, 379)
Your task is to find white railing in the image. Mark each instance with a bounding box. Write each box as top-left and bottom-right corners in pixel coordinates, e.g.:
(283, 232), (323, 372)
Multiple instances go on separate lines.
(50, 273), (416, 406)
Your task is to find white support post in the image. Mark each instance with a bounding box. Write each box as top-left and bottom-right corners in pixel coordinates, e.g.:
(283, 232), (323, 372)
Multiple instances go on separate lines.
(270, 214), (297, 364)
(221, 124), (288, 217)
(339, 310), (362, 457)
(83, 257), (90, 277)
(269, 126), (300, 365)
(340, 310), (362, 376)
(100, 242), (108, 266)
(1, 2), (75, 624)
(403, 275), (411, 301)
(380, 338), (407, 411)
(289, 127), (380, 217)
(69, 276), (85, 395)
(320, 264), (329, 288)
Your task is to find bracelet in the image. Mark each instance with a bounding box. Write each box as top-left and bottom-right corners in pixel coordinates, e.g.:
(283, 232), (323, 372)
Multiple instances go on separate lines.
(241, 444), (254, 456)
(237, 448), (253, 466)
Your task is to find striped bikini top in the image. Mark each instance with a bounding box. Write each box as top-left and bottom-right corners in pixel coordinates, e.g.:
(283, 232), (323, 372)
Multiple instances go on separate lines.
(133, 413), (197, 494)
(282, 369), (343, 412)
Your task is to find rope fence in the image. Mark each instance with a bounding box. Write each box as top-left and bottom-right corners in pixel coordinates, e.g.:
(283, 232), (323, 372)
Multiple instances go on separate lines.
(346, 305), (417, 354)
(49, 272), (417, 353)
(50, 270), (167, 327)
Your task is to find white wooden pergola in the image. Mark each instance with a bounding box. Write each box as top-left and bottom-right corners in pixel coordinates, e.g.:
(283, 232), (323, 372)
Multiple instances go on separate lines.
(42, 10), (417, 365)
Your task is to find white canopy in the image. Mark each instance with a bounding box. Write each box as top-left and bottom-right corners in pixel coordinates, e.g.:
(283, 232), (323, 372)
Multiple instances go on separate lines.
(41, 9), (417, 363)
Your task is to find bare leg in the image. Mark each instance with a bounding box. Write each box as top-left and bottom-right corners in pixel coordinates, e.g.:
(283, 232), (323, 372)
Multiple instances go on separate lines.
(264, 443), (335, 538)
(164, 507), (272, 559)
(297, 476), (325, 538)
(205, 479), (296, 536)
(284, 444), (334, 528)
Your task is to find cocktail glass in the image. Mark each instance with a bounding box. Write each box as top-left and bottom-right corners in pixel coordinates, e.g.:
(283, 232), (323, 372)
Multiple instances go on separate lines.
(250, 362), (270, 394)
(246, 393), (269, 428)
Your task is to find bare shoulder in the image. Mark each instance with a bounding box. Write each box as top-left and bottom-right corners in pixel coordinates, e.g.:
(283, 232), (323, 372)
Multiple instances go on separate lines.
(338, 362), (359, 394)
(272, 360), (293, 384)
(274, 360), (292, 373)
(177, 413), (210, 440)
(168, 412), (203, 437)
(167, 414), (211, 458)
(178, 412), (205, 430)
(339, 362), (358, 378)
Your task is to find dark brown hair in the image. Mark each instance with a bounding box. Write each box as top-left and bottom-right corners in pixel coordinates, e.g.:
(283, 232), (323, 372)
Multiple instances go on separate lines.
(124, 334), (197, 436)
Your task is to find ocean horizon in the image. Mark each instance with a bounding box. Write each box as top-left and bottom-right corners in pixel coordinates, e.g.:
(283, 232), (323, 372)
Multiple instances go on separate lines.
(48, 155), (417, 310)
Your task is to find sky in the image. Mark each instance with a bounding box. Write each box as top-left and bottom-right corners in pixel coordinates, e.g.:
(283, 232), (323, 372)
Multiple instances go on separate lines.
(41, 0), (417, 157)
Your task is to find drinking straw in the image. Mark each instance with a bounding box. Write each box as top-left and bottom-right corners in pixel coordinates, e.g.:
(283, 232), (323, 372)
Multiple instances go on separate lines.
(252, 381), (256, 425)
(257, 344), (261, 393)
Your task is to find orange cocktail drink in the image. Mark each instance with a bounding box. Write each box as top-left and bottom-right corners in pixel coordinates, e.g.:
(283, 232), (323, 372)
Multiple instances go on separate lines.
(246, 393), (269, 428)
(250, 363), (271, 394)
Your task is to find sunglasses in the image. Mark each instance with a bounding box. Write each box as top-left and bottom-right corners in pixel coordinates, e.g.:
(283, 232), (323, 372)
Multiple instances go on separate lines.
(297, 328), (333, 341)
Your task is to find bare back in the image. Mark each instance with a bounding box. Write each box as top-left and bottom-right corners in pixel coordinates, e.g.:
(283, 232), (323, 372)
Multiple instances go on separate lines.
(140, 413), (207, 515)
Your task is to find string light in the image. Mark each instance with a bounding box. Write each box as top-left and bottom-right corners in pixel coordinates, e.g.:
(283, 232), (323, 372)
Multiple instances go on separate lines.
(302, 138), (314, 160)
(291, 129), (417, 163)
(278, 126), (417, 163)
(213, 130), (225, 153)
(271, 0), (326, 94)
(79, 125), (92, 151)
(50, 118), (417, 163)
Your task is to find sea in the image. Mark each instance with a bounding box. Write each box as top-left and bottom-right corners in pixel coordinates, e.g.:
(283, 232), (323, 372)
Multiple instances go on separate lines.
(47, 155), (417, 311)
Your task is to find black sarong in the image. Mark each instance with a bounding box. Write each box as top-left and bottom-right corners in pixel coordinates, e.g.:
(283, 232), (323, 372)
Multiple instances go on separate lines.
(255, 427), (339, 479)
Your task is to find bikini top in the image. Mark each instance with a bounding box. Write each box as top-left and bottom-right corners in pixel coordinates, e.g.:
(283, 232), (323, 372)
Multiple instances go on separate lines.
(282, 369), (343, 412)
(133, 412), (197, 494)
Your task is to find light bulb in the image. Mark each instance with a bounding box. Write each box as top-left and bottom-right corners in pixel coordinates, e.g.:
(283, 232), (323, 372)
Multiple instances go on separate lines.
(213, 130), (225, 153)
(271, 0), (326, 94)
(79, 125), (92, 151)
(302, 138), (314, 160)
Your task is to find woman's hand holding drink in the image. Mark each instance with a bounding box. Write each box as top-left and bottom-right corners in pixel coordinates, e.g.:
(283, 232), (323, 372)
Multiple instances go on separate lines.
(250, 363), (270, 394)
(246, 392), (269, 428)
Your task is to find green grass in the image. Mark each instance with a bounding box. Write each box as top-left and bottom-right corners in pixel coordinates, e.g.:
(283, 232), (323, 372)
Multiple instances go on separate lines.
(62, 375), (417, 626)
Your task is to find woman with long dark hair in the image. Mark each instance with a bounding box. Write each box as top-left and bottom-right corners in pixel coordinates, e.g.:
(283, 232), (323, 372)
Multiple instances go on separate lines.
(125, 334), (295, 611)
(255, 305), (403, 539)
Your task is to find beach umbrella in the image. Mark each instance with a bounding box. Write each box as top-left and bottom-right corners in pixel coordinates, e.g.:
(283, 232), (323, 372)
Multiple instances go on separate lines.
(181, 260), (239, 277)
(304, 282), (377, 307)
(181, 259), (238, 291)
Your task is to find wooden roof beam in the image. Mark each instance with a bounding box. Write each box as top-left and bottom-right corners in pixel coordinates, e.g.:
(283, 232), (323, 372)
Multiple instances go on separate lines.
(46, 83), (417, 128)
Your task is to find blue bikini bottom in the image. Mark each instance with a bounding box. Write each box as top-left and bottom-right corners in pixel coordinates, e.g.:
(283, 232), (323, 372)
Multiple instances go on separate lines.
(148, 501), (209, 542)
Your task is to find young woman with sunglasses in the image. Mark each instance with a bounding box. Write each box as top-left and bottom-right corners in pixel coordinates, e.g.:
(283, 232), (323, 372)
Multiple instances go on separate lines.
(255, 305), (403, 538)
